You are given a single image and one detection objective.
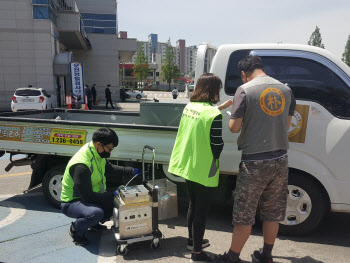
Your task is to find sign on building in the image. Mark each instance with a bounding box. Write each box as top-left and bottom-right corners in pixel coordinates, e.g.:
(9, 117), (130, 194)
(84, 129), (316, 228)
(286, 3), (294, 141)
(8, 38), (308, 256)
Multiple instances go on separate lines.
(70, 62), (85, 104)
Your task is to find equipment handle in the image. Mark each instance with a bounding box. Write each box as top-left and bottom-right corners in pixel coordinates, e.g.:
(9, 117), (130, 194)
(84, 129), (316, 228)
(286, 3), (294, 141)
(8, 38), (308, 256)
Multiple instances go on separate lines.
(142, 145), (156, 187)
(144, 145), (155, 151)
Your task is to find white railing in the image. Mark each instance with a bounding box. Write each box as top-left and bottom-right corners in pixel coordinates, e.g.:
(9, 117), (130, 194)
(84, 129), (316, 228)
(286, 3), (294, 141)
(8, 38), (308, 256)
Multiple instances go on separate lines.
(52, 0), (79, 13)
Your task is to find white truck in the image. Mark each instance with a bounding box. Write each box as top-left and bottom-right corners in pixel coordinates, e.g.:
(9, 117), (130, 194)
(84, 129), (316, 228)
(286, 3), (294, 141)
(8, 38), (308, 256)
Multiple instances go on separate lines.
(1, 43), (349, 236)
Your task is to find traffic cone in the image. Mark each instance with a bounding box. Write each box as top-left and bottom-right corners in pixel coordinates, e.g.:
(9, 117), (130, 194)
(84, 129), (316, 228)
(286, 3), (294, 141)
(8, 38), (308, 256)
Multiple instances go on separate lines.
(84, 95), (89, 110)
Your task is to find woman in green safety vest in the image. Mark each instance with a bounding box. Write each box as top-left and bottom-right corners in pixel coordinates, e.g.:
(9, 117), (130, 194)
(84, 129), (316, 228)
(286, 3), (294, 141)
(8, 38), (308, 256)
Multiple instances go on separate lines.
(60, 128), (142, 246)
(168, 73), (233, 262)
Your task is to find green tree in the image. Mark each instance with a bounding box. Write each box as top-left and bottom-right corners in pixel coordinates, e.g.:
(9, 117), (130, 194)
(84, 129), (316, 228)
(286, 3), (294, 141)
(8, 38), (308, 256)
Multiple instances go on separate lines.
(308, 26), (325, 49)
(161, 38), (180, 90)
(342, 35), (350, 66)
(133, 46), (149, 89)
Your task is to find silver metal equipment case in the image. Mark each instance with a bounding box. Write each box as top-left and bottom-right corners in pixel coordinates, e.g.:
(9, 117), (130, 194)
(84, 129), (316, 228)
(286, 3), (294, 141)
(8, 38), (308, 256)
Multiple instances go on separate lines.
(112, 145), (162, 255)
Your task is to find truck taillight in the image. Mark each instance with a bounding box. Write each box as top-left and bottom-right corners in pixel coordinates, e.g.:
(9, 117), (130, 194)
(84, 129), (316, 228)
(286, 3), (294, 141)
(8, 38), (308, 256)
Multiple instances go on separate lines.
(12, 96), (17, 103)
(39, 96), (45, 103)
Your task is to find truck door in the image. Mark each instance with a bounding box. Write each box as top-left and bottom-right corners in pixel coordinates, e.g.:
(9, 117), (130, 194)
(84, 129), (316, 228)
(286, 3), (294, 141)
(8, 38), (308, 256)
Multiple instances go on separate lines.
(250, 49), (350, 178)
(224, 48), (350, 233)
(194, 44), (217, 84)
(224, 48), (350, 185)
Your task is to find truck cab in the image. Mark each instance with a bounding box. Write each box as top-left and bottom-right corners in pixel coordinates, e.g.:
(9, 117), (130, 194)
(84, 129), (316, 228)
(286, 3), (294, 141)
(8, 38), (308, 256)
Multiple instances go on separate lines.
(194, 43), (350, 235)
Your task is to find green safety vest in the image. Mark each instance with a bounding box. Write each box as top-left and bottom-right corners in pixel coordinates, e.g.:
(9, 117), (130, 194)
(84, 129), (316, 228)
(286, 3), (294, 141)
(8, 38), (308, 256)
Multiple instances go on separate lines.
(168, 102), (222, 187)
(61, 141), (106, 202)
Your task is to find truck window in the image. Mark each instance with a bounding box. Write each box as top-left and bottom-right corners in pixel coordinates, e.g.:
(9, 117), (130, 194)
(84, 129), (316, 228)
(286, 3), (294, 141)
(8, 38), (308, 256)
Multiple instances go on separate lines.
(225, 50), (251, 95)
(261, 56), (350, 118)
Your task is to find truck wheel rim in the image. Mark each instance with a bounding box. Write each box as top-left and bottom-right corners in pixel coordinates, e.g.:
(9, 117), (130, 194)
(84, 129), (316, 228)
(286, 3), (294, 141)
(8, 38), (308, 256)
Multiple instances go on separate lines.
(49, 174), (63, 202)
(280, 185), (312, 226)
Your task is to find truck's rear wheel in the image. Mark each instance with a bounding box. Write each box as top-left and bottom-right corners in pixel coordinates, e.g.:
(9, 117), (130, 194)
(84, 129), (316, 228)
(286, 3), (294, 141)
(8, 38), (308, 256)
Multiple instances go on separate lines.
(42, 166), (65, 208)
(279, 172), (329, 236)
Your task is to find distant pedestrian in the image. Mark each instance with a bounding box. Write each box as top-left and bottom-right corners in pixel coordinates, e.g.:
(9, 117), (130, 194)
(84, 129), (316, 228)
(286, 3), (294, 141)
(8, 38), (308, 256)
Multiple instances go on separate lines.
(172, 87), (179, 99)
(105, 84), (115, 109)
(120, 87), (126, 102)
(85, 84), (92, 110)
(91, 84), (97, 105)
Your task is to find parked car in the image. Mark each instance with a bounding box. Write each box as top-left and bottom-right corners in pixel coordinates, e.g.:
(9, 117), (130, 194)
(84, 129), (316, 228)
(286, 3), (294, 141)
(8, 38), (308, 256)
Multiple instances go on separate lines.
(125, 89), (147, 100)
(11, 87), (54, 112)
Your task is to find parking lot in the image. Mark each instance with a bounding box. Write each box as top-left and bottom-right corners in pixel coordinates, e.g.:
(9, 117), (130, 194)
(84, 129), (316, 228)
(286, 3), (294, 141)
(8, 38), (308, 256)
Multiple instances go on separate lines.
(0, 156), (350, 263)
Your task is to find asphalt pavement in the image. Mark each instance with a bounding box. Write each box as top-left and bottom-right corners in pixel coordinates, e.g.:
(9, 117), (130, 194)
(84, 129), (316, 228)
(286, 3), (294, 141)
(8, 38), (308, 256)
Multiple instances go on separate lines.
(0, 156), (350, 262)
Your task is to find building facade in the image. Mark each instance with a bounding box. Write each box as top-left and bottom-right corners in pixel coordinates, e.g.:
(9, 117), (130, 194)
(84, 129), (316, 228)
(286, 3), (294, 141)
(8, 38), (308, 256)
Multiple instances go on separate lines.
(0, 0), (136, 111)
(186, 45), (198, 76)
(130, 35), (197, 76)
(176, 39), (185, 74)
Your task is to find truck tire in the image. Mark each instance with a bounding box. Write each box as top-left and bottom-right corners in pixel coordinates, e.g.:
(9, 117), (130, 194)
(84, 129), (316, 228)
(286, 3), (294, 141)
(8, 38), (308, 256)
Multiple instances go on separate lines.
(279, 172), (329, 236)
(42, 165), (65, 208)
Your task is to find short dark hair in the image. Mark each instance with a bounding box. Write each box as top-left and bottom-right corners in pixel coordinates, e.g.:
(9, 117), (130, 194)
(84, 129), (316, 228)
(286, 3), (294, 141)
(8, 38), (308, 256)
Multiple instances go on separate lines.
(93, 84), (96, 86)
(85, 84), (89, 88)
(107, 84), (111, 87)
(238, 55), (264, 73)
(190, 73), (222, 104)
(92, 128), (118, 147)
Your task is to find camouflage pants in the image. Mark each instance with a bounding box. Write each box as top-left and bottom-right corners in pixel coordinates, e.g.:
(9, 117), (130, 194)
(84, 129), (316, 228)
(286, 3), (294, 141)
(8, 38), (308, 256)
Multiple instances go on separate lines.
(232, 155), (288, 225)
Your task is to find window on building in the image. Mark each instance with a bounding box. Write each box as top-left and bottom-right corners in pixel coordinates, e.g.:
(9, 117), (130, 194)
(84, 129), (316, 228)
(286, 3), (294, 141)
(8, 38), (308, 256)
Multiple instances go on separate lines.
(81, 12), (117, 35)
(32, 0), (58, 26)
(33, 5), (49, 19)
(156, 72), (160, 77)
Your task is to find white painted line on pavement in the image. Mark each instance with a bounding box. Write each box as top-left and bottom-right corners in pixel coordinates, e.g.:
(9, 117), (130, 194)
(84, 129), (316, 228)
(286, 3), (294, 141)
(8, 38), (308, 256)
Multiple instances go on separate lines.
(0, 201), (26, 228)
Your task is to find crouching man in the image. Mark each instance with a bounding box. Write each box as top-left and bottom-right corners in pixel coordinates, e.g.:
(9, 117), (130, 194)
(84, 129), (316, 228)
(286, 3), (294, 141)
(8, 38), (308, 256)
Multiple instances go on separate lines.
(60, 128), (141, 246)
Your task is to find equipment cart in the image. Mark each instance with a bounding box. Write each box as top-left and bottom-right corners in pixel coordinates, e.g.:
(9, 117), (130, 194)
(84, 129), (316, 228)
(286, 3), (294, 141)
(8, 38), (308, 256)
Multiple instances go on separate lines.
(112, 145), (162, 255)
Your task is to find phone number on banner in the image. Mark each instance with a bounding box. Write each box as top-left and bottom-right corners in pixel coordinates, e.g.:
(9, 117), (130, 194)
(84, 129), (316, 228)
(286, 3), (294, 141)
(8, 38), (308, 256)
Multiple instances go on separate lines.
(50, 129), (87, 146)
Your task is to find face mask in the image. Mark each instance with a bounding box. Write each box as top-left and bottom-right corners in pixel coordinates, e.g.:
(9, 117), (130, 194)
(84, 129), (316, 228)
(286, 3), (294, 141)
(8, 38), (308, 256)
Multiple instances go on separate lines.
(99, 151), (110, 159)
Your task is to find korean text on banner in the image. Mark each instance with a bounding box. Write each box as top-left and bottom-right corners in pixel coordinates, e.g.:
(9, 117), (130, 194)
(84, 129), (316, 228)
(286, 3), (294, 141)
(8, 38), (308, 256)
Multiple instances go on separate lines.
(70, 62), (85, 104)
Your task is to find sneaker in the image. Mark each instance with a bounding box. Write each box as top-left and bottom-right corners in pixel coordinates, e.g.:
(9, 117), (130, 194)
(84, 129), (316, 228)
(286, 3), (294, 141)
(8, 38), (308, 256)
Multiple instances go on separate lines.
(90, 223), (108, 231)
(190, 251), (215, 262)
(69, 223), (89, 246)
(252, 250), (273, 263)
(215, 252), (241, 263)
(187, 238), (210, 251)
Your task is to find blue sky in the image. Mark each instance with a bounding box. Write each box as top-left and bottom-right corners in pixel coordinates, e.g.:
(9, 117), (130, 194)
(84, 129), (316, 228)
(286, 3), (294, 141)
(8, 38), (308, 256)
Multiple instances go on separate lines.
(117, 0), (350, 59)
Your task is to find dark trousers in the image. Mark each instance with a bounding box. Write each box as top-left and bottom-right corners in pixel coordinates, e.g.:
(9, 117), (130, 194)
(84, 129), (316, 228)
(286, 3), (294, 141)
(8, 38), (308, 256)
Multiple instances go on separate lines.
(87, 100), (92, 110)
(186, 179), (216, 252)
(61, 200), (114, 237)
(93, 96), (97, 105)
(106, 98), (114, 109)
(173, 95), (178, 99)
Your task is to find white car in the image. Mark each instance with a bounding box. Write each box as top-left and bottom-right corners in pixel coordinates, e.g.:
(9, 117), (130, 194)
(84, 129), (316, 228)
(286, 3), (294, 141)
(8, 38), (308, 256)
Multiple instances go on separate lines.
(125, 89), (147, 100)
(11, 87), (54, 112)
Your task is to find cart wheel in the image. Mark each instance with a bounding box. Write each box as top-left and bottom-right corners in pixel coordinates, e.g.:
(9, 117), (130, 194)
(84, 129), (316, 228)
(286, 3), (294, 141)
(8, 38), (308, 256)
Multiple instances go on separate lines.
(151, 238), (161, 250)
(117, 245), (128, 255)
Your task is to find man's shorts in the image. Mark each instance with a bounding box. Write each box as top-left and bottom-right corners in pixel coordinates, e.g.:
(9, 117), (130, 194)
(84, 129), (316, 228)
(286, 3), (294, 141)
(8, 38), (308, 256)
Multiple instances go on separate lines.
(232, 155), (288, 225)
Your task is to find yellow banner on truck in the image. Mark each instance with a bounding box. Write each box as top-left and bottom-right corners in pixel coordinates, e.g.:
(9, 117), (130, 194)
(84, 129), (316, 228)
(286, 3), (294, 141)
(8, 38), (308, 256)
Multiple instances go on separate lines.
(0, 125), (86, 146)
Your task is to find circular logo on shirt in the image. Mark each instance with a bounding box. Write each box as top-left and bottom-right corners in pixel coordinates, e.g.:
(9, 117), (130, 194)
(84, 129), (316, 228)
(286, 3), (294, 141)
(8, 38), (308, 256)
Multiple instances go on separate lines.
(288, 110), (303, 138)
(259, 87), (286, 116)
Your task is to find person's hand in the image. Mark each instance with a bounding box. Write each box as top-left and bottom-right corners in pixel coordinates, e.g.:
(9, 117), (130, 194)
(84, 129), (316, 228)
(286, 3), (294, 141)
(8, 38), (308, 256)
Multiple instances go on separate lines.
(133, 168), (142, 177)
(218, 99), (234, 111)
